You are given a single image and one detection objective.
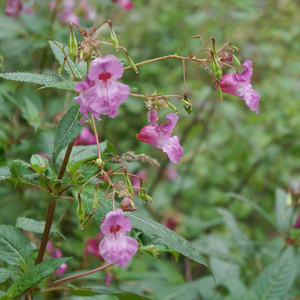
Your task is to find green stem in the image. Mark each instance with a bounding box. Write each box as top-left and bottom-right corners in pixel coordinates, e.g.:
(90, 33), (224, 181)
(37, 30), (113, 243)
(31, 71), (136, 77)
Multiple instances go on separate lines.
(35, 141), (74, 265)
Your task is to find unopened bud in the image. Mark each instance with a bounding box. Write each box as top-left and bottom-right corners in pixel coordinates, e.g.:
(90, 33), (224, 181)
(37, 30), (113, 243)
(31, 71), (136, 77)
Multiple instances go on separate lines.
(110, 28), (119, 51)
(165, 99), (178, 112)
(147, 109), (158, 125)
(211, 54), (223, 80)
(95, 158), (105, 168)
(127, 55), (139, 73)
(182, 96), (192, 114)
(68, 24), (78, 62)
(77, 200), (86, 227)
(57, 60), (65, 76)
(93, 184), (98, 209)
(125, 174), (134, 195)
(232, 53), (241, 67)
(120, 197), (137, 212)
(216, 83), (223, 102)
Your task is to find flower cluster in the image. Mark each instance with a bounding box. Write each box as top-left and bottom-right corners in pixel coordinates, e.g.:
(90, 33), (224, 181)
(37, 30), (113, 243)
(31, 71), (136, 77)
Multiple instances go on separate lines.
(99, 209), (138, 267)
(74, 55), (130, 120)
(219, 60), (260, 114)
(137, 112), (183, 163)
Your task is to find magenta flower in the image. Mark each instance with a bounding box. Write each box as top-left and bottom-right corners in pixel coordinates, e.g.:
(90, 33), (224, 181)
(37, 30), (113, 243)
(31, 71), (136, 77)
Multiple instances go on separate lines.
(293, 216), (300, 228)
(137, 113), (183, 163)
(130, 170), (148, 194)
(112, 0), (134, 10)
(5, 0), (33, 18)
(46, 242), (68, 276)
(74, 126), (97, 145)
(219, 60), (260, 114)
(74, 55), (130, 120)
(99, 209), (138, 267)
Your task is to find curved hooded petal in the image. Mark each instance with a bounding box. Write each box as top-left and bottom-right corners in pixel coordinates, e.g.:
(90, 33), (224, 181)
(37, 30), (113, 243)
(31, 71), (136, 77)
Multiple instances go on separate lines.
(88, 55), (124, 81)
(160, 113), (179, 139)
(99, 234), (138, 267)
(244, 86), (260, 114)
(136, 124), (160, 147)
(162, 136), (183, 163)
(235, 60), (253, 85)
(100, 208), (131, 234)
(219, 73), (238, 97)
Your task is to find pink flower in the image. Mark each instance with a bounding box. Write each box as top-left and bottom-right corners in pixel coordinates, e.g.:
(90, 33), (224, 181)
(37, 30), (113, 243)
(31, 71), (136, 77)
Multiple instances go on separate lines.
(99, 209), (138, 267)
(137, 113), (183, 163)
(74, 55), (130, 120)
(219, 60), (260, 114)
(46, 242), (68, 276)
(293, 216), (300, 228)
(130, 170), (148, 194)
(112, 0), (134, 10)
(84, 233), (103, 259)
(5, 0), (33, 18)
(74, 126), (97, 145)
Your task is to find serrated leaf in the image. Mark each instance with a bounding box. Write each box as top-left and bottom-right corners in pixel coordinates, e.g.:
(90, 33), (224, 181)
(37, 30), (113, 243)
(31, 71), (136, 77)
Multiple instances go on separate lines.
(128, 212), (209, 268)
(41, 80), (76, 91)
(0, 225), (33, 271)
(9, 159), (31, 178)
(7, 258), (70, 298)
(0, 268), (13, 283)
(72, 286), (151, 300)
(247, 247), (297, 300)
(22, 96), (40, 130)
(0, 166), (11, 180)
(0, 72), (61, 86)
(16, 217), (58, 234)
(48, 40), (87, 79)
(52, 104), (83, 168)
(30, 154), (48, 174)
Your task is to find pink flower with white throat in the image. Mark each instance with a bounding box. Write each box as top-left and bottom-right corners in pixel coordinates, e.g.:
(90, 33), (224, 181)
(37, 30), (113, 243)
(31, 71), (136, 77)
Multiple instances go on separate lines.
(137, 113), (183, 163)
(219, 60), (260, 114)
(99, 209), (138, 267)
(74, 55), (130, 120)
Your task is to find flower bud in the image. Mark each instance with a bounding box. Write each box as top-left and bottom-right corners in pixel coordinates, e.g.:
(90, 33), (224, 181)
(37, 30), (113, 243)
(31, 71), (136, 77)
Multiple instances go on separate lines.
(210, 54), (223, 80)
(110, 28), (119, 51)
(182, 96), (192, 114)
(77, 199), (87, 227)
(232, 53), (241, 67)
(120, 197), (137, 212)
(125, 173), (134, 195)
(127, 55), (139, 73)
(147, 109), (158, 125)
(68, 24), (78, 62)
(95, 158), (105, 168)
(165, 99), (178, 112)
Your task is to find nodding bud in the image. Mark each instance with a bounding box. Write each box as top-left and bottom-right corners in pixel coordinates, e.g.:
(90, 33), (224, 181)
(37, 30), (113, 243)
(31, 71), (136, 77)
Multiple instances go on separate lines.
(232, 53), (241, 67)
(110, 28), (119, 51)
(68, 24), (78, 62)
(210, 53), (223, 80)
(165, 99), (178, 112)
(216, 82), (223, 102)
(125, 174), (134, 195)
(120, 197), (137, 212)
(127, 55), (139, 73)
(147, 109), (158, 125)
(182, 96), (192, 115)
(221, 51), (233, 63)
(95, 158), (105, 168)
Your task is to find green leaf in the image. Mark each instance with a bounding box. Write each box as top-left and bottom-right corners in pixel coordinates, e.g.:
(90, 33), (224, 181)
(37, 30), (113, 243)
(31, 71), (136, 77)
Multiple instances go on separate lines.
(40, 80), (76, 91)
(48, 40), (87, 79)
(0, 268), (13, 284)
(21, 96), (40, 130)
(128, 212), (209, 268)
(0, 225), (33, 271)
(275, 188), (293, 233)
(228, 193), (276, 230)
(7, 258), (70, 298)
(9, 159), (31, 178)
(0, 72), (61, 86)
(247, 247), (297, 300)
(52, 104), (83, 168)
(0, 167), (11, 181)
(30, 154), (49, 174)
(71, 286), (151, 300)
(16, 217), (58, 234)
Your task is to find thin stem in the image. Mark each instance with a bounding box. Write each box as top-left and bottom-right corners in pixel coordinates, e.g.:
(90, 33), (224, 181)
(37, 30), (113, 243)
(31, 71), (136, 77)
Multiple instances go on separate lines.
(91, 115), (101, 159)
(35, 142), (74, 265)
(175, 35), (200, 55)
(40, 173), (52, 193)
(47, 263), (113, 286)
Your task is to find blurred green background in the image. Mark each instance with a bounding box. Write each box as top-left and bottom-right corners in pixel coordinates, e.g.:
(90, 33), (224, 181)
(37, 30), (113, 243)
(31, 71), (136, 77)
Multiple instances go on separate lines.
(0, 0), (300, 299)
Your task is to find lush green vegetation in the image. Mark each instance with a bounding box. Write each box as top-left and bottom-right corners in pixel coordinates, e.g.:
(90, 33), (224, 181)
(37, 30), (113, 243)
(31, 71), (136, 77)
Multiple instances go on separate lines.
(0, 0), (299, 299)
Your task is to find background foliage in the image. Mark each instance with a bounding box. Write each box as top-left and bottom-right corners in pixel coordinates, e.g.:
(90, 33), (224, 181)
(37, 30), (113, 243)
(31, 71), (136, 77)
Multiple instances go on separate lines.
(0, 0), (300, 299)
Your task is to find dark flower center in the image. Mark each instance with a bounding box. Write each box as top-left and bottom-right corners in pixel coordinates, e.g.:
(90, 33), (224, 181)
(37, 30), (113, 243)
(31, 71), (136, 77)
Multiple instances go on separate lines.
(99, 72), (112, 81)
(110, 224), (121, 234)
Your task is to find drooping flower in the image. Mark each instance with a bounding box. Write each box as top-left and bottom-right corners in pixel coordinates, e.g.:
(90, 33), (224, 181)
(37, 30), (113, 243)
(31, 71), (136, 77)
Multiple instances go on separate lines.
(219, 60), (260, 114)
(46, 242), (68, 276)
(136, 113), (183, 163)
(74, 55), (130, 120)
(99, 209), (138, 267)
(112, 0), (134, 10)
(74, 126), (97, 145)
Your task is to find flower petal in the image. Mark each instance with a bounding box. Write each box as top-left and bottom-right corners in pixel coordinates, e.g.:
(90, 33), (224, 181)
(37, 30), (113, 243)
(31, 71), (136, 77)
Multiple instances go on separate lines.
(162, 136), (183, 163)
(136, 124), (160, 147)
(244, 86), (260, 114)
